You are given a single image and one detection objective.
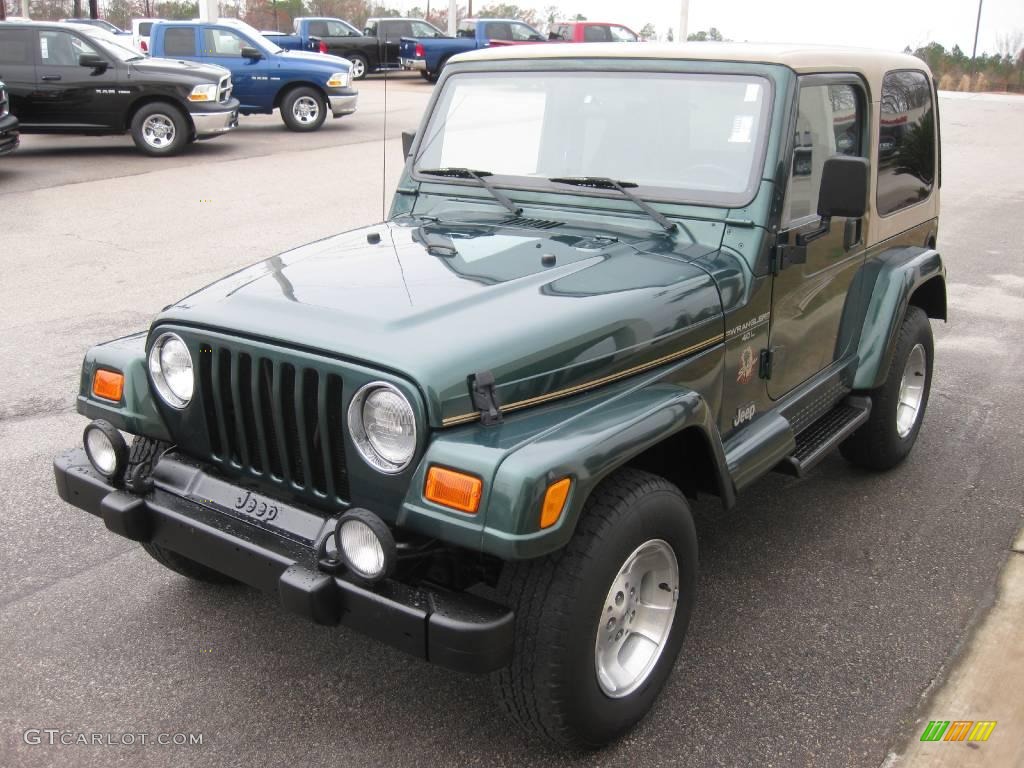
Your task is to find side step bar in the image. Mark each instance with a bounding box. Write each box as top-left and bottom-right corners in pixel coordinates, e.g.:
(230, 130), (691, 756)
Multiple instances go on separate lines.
(775, 396), (872, 477)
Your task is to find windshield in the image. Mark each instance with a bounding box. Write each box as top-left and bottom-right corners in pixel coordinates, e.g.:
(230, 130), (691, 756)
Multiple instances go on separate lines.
(79, 28), (144, 61)
(414, 71), (772, 206)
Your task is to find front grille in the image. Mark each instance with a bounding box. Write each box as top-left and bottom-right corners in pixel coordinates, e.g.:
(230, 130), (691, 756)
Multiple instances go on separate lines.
(218, 75), (232, 103)
(197, 343), (349, 502)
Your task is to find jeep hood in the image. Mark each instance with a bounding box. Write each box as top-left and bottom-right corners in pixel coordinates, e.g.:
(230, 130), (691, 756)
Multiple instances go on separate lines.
(157, 217), (726, 425)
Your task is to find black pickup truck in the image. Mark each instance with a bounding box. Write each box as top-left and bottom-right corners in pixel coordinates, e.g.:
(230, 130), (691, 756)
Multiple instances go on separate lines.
(0, 21), (239, 156)
(266, 16), (446, 79)
(0, 80), (19, 156)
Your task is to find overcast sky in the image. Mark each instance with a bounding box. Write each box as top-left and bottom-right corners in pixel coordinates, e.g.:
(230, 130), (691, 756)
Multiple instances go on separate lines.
(402, 0), (1023, 55)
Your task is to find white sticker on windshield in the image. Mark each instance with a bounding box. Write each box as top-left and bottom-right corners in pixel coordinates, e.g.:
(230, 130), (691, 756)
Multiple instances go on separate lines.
(729, 115), (754, 143)
(744, 83), (760, 102)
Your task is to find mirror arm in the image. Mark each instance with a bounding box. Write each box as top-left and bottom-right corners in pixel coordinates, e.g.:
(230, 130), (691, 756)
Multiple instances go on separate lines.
(795, 216), (831, 247)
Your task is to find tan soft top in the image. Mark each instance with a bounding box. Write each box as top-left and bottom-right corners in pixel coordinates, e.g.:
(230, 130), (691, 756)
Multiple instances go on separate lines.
(453, 42), (931, 91)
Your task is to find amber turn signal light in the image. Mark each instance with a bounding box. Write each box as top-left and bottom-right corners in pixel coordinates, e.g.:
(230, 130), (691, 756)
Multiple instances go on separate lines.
(540, 477), (572, 529)
(92, 369), (124, 402)
(424, 466), (483, 514)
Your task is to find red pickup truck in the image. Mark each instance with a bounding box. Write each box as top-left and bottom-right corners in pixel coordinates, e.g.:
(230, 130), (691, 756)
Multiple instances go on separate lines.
(548, 21), (640, 43)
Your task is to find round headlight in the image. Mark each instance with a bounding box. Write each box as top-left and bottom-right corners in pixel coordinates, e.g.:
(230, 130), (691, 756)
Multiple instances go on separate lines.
(148, 332), (194, 408)
(347, 382), (416, 473)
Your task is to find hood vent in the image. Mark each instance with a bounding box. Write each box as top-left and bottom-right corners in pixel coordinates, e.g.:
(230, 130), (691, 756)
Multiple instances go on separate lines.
(500, 216), (562, 231)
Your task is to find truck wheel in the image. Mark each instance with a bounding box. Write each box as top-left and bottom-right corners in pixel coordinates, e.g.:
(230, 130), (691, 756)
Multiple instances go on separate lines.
(492, 468), (697, 749)
(130, 102), (188, 157)
(427, 56), (450, 83)
(141, 542), (237, 585)
(347, 54), (368, 80)
(840, 306), (934, 470)
(281, 87), (326, 131)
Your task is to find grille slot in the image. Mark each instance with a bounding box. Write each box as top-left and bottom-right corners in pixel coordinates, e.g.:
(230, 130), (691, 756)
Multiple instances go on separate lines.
(198, 344), (349, 503)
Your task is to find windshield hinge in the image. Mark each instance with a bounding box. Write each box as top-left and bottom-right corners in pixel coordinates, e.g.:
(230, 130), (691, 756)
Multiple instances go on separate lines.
(759, 349), (774, 380)
(469, 371), (503, 426)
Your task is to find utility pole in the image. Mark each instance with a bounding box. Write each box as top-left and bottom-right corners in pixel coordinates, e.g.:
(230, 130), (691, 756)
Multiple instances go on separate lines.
(678, 0), (689, 42)
(970, 0), (984, 79)
(21, 0), (29, 18)
(448, 0), (457, 35)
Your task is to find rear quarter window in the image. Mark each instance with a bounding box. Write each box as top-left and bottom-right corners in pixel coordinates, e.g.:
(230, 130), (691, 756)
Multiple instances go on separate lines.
(877, 70), (936, 216)
(0, 29), (34, 65)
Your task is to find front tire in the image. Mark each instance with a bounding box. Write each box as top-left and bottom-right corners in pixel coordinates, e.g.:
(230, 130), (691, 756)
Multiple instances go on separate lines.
(280, 87), (327, 131)
(130, 102), (188, 157)
(492, 469), (697, 750)
(841, 305), (934, 470)
(347, 54), (368, 80)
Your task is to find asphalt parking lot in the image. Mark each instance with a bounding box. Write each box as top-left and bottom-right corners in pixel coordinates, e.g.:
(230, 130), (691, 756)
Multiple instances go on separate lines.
(1, 82), (1022, 767)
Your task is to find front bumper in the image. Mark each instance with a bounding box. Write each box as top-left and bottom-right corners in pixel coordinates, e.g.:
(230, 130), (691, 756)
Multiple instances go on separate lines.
(54, 448), (514, 673)
(189, 100), (240, 139)
(0, 113), (19, 156)
(328, 90), (358, 117)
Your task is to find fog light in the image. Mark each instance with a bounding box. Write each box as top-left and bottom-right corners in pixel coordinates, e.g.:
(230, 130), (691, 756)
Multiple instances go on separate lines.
(83, 420), (128, 480)
(336, 509), (396, 583)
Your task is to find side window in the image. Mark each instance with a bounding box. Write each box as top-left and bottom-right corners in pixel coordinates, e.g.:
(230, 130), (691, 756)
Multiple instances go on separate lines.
(202, 29), (247, 57)
(38, 30), (98, 67)
(610, 26), (637, 42)
(138, 22), (153, 37)
(410, 21), (441, 38)
(784, 81), (865, 225)
(307, 21), (330, 37)
(583, 25), (611, 43)
(877, 70), (935, 216)
(457, 22), (476, 38)
(163, 27), (196, 57)
(509, 23), (538, 41)
(553, 25), (571, 41)
(485, 22), (512, 40)
(0, 29), (34, 65)
(324, 21), (353, 37)
(382, 21), (411, 39)
(364, 22), (378, 36)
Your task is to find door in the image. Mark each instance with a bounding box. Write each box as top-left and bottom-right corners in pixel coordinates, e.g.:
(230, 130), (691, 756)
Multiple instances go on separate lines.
(768, 77), (868, 398)
(378, 20), (412, 67)
(0, 27), (37, 122)
(32, 29), (122, 129)
(200, 27), (268, 111)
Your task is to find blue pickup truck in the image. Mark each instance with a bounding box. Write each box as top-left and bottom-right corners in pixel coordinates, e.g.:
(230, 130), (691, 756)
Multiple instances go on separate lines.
(150, 19), (357, 131)
(398, 17), (546, 81)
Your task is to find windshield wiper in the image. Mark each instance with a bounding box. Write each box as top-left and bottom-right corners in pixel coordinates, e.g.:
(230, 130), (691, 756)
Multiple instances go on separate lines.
(418, 168), (522, 216)
(549, 177), (676, 234)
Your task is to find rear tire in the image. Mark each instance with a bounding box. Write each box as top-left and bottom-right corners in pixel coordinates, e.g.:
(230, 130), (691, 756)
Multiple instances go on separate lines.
(130, 102), (188, 157)
(426, 56), (450, 83)
(840, 306), (934, 470)
(280, 87), (327, 131)
(491, 468), (697, 750)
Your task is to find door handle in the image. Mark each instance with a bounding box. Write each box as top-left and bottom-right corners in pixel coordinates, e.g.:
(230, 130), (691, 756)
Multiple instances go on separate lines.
(41, 75), (62, 81)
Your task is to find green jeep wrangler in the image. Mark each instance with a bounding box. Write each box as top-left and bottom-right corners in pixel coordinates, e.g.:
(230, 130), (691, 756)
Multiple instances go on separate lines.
(54, 42), (945, 749)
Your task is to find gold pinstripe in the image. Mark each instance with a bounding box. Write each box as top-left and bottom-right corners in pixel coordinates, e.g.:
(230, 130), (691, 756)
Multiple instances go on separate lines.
(441, 333), (725, 427)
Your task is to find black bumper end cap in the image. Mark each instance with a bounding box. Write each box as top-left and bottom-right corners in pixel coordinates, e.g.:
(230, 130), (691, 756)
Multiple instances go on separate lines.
(100, 491), (152, 541)
(279, 564), (341, 626)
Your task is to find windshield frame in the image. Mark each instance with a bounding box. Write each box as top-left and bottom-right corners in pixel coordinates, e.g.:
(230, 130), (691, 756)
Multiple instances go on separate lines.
(411, 66), (776, 210)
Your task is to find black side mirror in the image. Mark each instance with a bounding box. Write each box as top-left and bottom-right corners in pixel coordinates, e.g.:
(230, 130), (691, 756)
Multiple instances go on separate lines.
(818, 155), (869, 219)
(402, 130), (416, 159)
(240, 46), (262, 60)
(79, 53), (108, 71)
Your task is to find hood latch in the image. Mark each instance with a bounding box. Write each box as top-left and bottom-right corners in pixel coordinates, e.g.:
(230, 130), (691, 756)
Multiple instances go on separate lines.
(469, 371), (503, 426)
